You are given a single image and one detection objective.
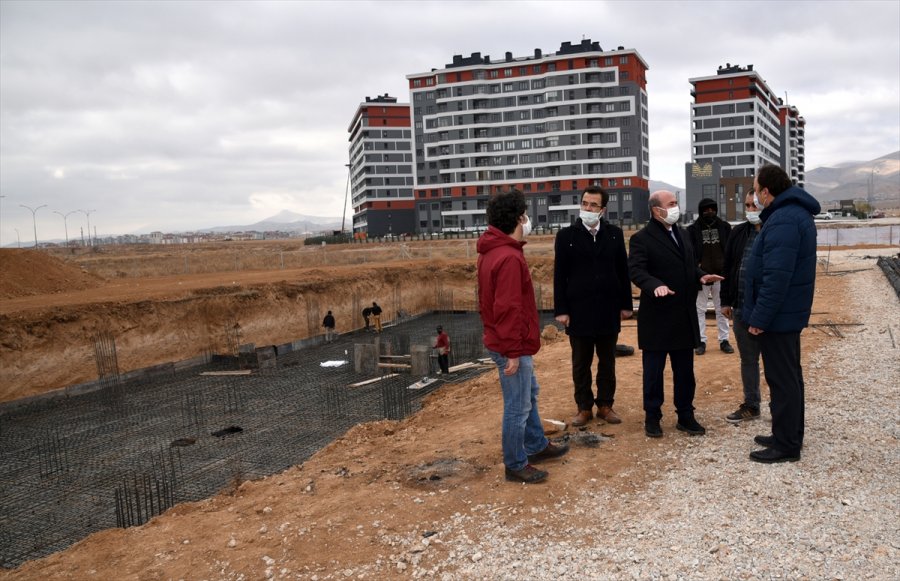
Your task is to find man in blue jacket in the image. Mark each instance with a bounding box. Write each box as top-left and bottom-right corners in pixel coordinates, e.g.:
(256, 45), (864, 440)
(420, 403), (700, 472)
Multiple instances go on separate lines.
(743, 165), (820, 463)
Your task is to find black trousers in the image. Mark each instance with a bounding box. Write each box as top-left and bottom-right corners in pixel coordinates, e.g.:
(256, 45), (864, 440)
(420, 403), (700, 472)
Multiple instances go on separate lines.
(437, 353), (449, 374)
(757, 331), (805, 455)
(641, 348), (696, 420)
(570, 333), (618, 411)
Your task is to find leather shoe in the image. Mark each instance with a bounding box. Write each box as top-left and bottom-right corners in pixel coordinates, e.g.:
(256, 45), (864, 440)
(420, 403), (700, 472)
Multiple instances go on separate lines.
(754, 434), (775, 447)
(645, 419), (663, 438)
(505, 464), (548, 483)
(720, 340), (735, 354)
(597, 405), (622, 424)
(676, 417), (707, 436)
(695, 342), (706, 355)
(527, 441), (570, 463)
(571, 409), (593, 427)
(749, 447), (800, 464)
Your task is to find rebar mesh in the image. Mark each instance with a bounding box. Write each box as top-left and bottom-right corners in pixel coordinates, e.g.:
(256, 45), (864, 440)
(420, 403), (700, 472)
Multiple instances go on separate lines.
(0, 311), (555, 568)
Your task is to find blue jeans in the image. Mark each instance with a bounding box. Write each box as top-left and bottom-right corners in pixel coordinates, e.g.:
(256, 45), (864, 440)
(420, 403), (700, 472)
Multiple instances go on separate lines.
(732, 309), (762, 407)
(488, 351), (549, 471)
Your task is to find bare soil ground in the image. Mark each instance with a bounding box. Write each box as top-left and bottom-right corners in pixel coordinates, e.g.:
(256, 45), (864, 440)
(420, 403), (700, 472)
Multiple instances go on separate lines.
(0, 239), (889, 579)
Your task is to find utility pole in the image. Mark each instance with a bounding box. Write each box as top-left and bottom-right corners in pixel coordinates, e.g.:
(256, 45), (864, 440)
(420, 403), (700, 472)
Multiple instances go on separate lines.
(80, 209), (96, 247)
(20, 203), (47, 248)
(53, 210), (77, 247)
(342, 162), (351, 236)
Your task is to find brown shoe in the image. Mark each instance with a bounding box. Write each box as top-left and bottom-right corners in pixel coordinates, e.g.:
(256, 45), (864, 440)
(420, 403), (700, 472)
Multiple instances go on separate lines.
(571, 409), (593, 427)
(597, 406), (622, 424)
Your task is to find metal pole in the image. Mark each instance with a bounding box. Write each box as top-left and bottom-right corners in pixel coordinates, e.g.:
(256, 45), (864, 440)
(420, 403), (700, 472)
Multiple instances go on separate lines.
(80, 209), (96, 247)
(20, 204), (47, 248)
(14, 227), (21, 248)
(53, 210), (76, 247)
(342, 162), (351, 235)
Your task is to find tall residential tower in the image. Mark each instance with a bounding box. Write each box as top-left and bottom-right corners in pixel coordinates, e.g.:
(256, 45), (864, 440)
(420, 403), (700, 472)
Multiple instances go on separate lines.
(407, 39), (651, 233)
(347, 94), (416, 238)
(686, 64), (805, 221)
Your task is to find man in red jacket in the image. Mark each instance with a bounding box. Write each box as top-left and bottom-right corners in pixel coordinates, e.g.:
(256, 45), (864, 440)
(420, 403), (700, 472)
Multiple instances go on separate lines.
(477, 189), (569, 484)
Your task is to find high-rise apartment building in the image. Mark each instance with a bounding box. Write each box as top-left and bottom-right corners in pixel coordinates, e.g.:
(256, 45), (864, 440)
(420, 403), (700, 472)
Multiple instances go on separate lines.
(407, 39), (651, 233)
(347, 94), (416, 238)
(686, 64), (805, 221)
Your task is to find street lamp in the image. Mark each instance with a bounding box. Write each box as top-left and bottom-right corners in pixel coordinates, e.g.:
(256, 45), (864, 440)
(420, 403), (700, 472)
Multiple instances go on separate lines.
(20, 203), (47, 248)
(341, 162), (351, 236)
(14, 228), (21, 248)
(79, 209), (96, 247)
(53, 210), (77, 247)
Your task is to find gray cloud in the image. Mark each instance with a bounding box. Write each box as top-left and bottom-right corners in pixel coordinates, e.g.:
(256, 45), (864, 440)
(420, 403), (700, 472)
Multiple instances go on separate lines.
(1, 0), (898, 244)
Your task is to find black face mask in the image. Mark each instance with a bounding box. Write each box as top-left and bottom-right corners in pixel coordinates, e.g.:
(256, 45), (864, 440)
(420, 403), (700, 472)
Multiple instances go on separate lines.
(702, 214), (717, 225)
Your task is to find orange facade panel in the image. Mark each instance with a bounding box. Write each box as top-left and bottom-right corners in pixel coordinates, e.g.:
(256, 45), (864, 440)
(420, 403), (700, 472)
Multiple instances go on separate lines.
(694, 87), (754, 104)
(367, 200), (415, 210)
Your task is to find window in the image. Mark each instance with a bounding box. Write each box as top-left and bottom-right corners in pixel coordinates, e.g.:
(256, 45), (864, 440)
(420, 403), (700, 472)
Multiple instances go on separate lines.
(620, 56), (628, 64)
(413, 79), (422, 87)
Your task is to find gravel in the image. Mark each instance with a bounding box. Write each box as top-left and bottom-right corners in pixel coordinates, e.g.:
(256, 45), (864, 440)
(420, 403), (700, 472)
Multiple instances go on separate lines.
(392, 249), (900, 580)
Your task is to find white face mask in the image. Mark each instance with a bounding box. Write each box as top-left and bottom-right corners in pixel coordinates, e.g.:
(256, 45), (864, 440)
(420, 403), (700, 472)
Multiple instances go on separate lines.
(746, 211), (761, 224)
(753, 192), (766, 209)
(520, 214), (533, 237)
(660, 205), (680, 225)
(580, 209), (601, 227)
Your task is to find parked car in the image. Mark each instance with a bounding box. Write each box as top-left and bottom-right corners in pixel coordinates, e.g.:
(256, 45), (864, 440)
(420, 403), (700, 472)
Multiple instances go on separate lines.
(869, 210), (885, 219)
(814, 211), (834, 220)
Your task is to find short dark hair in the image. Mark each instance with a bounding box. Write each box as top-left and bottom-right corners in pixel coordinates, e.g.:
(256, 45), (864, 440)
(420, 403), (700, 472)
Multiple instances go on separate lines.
(583, 185), (609, 208)
(757, 165), (792, 196)
(486, 189), (527, 234)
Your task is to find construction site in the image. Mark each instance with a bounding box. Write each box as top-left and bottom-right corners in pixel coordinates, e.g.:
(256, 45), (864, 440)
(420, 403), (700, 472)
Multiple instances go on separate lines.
(0, 235), (898, 579)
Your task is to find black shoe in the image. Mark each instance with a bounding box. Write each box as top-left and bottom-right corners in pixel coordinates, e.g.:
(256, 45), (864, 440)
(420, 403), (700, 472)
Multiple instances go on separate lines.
(695, 342), (706, 356)
(720, 340), (735, 354)
(614, 344), (635, 357)
(645, 419), (663, 438)
(726, 403), (760, 423)
(754, 434), (775, 447)
(505, 464), (548, 483)
(749, 447), (800, 464)
(676, 417), (707, 436)
(527, 441), (570, 463)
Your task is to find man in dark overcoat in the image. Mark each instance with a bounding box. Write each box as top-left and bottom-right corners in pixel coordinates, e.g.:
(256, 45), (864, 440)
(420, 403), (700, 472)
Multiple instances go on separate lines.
(628, 190), (723, 438)
(554, 186), (633, 427)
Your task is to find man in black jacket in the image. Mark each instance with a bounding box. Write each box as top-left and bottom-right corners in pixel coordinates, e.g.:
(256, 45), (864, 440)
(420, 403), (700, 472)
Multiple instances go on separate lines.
(720, 192), (764, 423)
(629, 190), (723, 438)
(554, 186), (633, 427)
(687, 198), (733, 355)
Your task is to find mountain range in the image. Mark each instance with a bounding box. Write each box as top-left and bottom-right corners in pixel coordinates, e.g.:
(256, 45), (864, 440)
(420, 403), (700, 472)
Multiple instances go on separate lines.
(210, 151), (898, 235)
(803, 150), (899, 204)
(198, 210), (344, 235)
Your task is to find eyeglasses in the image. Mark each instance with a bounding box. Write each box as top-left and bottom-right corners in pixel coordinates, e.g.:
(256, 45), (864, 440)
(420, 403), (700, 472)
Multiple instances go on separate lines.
(581, 201), (603, 210)
(744, 203), (757, 208)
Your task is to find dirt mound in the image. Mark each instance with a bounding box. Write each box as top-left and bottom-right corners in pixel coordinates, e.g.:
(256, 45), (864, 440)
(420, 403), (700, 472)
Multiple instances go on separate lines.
(0, 249), (105, 299)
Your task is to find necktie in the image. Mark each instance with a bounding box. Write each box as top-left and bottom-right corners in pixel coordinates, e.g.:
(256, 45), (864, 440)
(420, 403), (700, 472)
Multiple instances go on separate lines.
(669, 229), (679, 246)
(589, 228), (597, 238)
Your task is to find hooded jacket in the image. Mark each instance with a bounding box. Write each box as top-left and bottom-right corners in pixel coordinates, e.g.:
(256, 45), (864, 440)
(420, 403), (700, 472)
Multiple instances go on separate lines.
(476, 225), (541, 358)
(686, 198), (731, 274)
(742, 186), (820, 333)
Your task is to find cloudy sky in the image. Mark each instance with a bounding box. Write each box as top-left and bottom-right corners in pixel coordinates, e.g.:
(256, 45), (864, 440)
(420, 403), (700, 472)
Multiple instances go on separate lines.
(1, 0), (898, 245)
